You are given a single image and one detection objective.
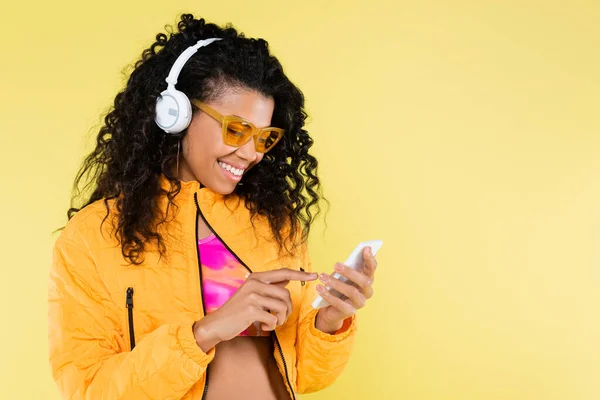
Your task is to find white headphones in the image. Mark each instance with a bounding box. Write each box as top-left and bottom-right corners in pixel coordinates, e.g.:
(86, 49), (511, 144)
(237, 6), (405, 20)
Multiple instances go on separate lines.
(154, 37), (222, 134)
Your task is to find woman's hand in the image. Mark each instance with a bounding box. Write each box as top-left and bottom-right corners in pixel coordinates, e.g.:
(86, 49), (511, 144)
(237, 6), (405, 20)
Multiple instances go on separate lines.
(193, 268), (318, 352)
(315, 247), (378, 334)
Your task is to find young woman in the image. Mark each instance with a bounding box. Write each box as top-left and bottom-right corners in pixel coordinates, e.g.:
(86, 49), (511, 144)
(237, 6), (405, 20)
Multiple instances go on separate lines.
(48, 14), (378, 399)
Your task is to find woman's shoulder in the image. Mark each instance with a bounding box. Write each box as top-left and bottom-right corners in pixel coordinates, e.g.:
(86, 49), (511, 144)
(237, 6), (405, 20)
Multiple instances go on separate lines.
(56, 198), (117, 249)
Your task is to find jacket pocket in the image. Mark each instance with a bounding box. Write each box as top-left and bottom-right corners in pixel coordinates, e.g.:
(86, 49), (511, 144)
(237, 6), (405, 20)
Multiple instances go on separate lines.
(126, 287), (136, 350)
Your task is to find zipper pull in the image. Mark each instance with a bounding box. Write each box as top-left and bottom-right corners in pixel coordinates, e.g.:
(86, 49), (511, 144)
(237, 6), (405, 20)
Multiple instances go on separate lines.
(126, 287), (134, 308)
(126, 287), (136, 351)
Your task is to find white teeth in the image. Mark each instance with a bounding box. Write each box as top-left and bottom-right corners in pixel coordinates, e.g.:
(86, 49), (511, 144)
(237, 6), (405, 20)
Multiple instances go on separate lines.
(219, 161), (244, 177)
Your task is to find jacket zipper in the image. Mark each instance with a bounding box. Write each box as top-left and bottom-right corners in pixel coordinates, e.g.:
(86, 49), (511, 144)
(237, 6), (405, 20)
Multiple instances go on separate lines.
(273, 332), (295, 399)
(193, 192), (297, 400)
(126, 287), (136, 350)
(194, 197), (210, 400)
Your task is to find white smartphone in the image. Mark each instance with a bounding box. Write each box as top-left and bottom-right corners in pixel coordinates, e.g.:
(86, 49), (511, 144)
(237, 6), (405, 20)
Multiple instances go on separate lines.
(312, 240), (383, 309)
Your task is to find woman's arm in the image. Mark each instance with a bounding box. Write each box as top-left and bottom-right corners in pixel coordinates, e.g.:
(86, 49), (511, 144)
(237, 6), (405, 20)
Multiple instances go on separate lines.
(48, 232), (214, 400)
(294, 245), (358, 394)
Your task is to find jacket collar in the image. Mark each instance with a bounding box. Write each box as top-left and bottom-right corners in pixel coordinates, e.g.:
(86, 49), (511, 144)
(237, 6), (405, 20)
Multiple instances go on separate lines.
(158, 173), (224, 205)
(155, 174), (290, 273)
(157, 173), (252, 244)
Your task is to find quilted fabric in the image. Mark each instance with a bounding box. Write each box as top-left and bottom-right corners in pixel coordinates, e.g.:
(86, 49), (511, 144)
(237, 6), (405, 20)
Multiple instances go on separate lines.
(48, 176), (357, 399)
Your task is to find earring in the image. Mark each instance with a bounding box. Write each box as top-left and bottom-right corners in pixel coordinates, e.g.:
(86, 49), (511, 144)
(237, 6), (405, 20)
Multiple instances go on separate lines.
(176, 139), (181, 178)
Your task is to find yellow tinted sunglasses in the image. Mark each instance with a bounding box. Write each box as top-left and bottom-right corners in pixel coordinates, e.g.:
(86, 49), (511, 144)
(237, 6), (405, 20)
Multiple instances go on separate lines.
(191, 99), (285, 153)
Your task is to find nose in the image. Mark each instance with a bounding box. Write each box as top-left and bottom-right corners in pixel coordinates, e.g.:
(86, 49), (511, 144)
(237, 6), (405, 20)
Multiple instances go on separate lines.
(235, 137), (259, 163)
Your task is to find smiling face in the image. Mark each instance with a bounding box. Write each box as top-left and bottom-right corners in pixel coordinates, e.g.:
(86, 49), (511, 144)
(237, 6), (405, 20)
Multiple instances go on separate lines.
(177, 88), (276, 194)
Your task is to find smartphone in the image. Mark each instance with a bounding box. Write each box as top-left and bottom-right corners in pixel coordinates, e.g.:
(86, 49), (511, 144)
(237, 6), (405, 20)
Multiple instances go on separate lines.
(312, 240), (383, 309)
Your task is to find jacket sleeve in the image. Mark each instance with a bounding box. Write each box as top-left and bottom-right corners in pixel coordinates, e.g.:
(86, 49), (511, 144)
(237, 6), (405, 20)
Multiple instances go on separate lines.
(295, 243), (357, 394)
(48, 232), (215, 400)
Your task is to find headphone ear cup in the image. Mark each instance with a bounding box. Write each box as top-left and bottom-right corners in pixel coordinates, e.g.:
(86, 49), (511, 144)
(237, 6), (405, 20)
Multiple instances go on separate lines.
(155, 89), (192, 134)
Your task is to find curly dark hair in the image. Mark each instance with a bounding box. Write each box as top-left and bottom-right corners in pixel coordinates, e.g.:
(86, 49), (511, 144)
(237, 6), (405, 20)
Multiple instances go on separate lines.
(64, 13), (326, 265)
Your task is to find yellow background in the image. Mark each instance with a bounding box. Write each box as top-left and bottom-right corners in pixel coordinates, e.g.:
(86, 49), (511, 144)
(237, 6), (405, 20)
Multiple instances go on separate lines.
(1, 0), (599, 399)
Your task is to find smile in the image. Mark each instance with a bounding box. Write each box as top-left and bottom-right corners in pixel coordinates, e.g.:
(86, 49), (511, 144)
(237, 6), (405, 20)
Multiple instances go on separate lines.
(218, 161), (245, 177)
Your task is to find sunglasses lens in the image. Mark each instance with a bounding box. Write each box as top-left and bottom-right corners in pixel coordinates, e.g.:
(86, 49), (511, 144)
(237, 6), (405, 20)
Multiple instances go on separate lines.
(225, 121), (253, 145)
(257, 130), (283, 152)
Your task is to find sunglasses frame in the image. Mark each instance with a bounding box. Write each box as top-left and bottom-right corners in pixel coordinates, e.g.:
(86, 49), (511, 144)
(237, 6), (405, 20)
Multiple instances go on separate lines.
(191, 99), (285, 153)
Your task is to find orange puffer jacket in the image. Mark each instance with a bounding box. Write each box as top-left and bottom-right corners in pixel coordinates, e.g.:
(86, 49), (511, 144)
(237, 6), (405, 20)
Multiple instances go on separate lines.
(48, 177), (357, 399)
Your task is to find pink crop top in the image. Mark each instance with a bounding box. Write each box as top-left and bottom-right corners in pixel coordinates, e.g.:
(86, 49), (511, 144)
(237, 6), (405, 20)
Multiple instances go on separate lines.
(198, 234), (270, 337)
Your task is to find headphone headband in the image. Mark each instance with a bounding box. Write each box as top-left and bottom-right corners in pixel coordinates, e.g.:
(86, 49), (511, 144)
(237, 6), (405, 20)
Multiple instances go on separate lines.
(155, 37), (222, 134)
(165, 38), (222, 87)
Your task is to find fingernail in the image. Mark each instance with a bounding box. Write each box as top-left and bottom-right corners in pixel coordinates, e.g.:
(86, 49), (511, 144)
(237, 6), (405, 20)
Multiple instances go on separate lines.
(334, 264), (344, 272)
(316, 285), (324, 292)
(320, 273), (328, 281)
